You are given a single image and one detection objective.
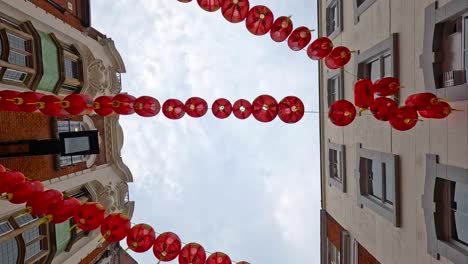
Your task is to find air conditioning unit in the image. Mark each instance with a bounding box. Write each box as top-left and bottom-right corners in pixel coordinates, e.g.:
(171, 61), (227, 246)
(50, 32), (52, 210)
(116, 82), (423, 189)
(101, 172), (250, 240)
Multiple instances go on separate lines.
(442, 70), (465, 88)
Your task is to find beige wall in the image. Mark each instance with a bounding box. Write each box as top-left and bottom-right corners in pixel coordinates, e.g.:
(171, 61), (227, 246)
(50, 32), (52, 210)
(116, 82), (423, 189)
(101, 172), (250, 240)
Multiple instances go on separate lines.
(319, 0), (468, 263)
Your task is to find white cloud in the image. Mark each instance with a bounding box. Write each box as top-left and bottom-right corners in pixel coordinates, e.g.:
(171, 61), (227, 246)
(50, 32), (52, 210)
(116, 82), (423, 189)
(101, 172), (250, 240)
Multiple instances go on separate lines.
(92, 0), (321, 263)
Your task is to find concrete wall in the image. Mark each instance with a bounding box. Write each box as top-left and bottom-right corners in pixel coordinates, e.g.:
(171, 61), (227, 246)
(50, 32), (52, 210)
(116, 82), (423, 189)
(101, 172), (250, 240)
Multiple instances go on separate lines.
(319, 0), (468, 263)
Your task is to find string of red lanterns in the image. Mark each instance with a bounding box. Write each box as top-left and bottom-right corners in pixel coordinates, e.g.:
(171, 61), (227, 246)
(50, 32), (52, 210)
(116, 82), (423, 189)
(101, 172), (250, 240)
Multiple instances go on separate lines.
(0, 164), (250, 264)
(0, 91), (306, 124)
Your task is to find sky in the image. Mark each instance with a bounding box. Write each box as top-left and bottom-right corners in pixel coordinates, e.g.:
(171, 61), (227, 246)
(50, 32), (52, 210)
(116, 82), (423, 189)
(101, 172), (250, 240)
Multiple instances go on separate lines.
(91, 1), (320, 263)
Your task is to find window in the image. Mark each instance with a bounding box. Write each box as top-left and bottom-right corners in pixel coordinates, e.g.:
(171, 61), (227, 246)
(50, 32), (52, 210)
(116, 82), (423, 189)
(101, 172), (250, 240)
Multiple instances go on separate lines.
(356, 144), (400, 227)
(6, 33), (31, 68)
(3, 69), (27, 82)
(0, 213), (50, 264)
(327, 239), (340, 264)
(57, 120), (89, 167)
(327, 69), (344, 108)
(421, 0), (468, 101)
(353, 0), (377, 23)
(60, 43), (82, 93)
(64, 57), (79, 79)
(328, 142), (346, 192)
(423, 154), (468, 263)
(356, 34), (398, 83)
(326, 0), (342, 39)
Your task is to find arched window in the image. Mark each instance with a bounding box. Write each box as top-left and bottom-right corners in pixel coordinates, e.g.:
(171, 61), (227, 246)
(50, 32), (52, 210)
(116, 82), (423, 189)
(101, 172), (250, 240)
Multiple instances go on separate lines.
(0, 214), (52, 263)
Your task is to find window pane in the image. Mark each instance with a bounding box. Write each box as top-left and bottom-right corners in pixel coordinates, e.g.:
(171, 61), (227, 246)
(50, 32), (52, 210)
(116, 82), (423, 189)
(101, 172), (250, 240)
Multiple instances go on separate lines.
(329, 149), (340, 180)
(369, 59), (380, 82)
(64, 137), (90, 154)
(7, 33), (26, 50)
(3, 69), (27, 82)
(0, 222), (13, 236)
(0, 237), (18, 264)
(465, 17), (468, 49)
(22, 227), (40, 243)
(383, 55), (392, 77)
(59, 155), (72, 167)
(25, 240), (41, 260)
(15, 214), (35, 227)
(453, 182), (468, 245)
(383, 163), (394, 205)
(8, 51), (27, 66)
(327, 77), (338, 106)
(64, 58), (79, 79)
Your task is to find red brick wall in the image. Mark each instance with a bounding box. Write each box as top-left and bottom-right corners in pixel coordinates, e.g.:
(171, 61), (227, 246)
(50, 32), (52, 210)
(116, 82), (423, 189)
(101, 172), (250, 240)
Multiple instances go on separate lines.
(358, 243), (380, 264)
(326, 213), (343, 250)
(0, 112), (106, 182)
(28, 0), (85, 31)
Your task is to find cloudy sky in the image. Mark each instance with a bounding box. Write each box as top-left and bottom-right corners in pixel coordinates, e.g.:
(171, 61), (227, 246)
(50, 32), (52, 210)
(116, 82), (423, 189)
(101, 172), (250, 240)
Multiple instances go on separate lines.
(91, 0), (320, 263)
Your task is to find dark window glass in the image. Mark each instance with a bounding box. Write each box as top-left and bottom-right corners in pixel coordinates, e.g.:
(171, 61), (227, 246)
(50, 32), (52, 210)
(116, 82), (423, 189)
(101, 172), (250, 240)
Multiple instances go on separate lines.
(64, 58), (79, 79)
(327, 77), (339, 107)
(329, 149), (339, 180)
(383, 55), (392, 77)
(369, 59), (380, 82)
(357, 0), (366, 7)
(327, 2), (338, 36)
(383, 163), (394, 205)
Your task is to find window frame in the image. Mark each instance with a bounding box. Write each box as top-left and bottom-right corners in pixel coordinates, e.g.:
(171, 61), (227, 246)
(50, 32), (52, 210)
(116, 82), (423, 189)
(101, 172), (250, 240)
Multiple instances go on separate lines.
(325, 0), (343, 40)
(57, 41), (83, 94)
(353, 0), (377, 24)
(327, 68), (344, 108)
(355, 143), (400, 227)
(328, 141), (346, 193)
(0, 213), (51, 264)
(356, 33), (399, 101)
(57, 120), (90, 168)
(423, 154), (468, 263)
(421, 0), (468, 101)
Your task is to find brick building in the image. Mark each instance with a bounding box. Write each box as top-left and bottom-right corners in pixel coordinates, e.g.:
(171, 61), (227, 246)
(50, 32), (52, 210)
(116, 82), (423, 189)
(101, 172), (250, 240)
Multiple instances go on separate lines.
(0, 1), (135, 263)
(318, 0), (468, 263)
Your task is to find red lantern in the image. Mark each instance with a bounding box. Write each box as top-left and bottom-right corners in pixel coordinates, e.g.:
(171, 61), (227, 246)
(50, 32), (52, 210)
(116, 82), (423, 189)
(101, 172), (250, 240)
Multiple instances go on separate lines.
(134, 96), (161, 117)
(232, 99), (252, 119)
(178, 243), (207, 264)
(93, 96), (114, 116)
(324, 46), (352, 70)
(61, 94), (94, 115)
(0, 90), (21, 111)
(38, 95), (67, 116)
(178, 0), (192, 2)
(100, 213), (131, 242)
(185, 97), (208, 118)
(25, 189), (63, 217)
(354, 80), (374, 111)
(197, 0), (221, 12)
(207, 252), (232, 264)
(287, 27), (312, 51)
(73, 202), (106, 231)
(16, 92), (44, 112)
(404, 92), (439, 111)
(278, 96), (305, 124)
(6, 180), (44, 204)
(45, 197), (81, 224)
(221, 0), (249, 23)
(127, 224), (156, 253)
(328, 100), (356, 126)
(369, 97), (398, 121)
(389, 107), (419, 131)
(252, 95), (278, 122)
(307, 37), (334, 60)
(270, 16), (293, 42)
(245, 5), (274, 36)
(419, 101), (455, 119)
(163, 99), (186, 119)
(373, 77), (401, 96)
(111, 94), (135, 115)
(0, 171), (25, 194)
(212, 98), (232, 119)
(153, 232), (182, 262)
